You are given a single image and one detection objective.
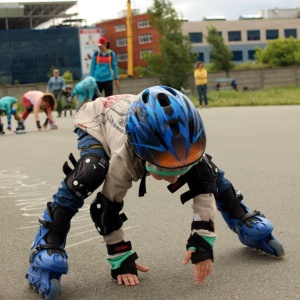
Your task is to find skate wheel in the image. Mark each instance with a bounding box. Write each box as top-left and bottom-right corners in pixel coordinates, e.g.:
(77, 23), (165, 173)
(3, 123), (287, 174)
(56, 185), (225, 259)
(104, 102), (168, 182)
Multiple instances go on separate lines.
(46, 279), (61, 300)
(268, 239), (285, 258)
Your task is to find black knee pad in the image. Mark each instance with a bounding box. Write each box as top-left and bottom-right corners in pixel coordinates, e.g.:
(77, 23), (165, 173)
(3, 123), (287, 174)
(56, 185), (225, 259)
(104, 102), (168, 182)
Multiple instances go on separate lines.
(26, 105), (33, 113)
(90, 193), (127, 236)
(63, 153), (109, 199)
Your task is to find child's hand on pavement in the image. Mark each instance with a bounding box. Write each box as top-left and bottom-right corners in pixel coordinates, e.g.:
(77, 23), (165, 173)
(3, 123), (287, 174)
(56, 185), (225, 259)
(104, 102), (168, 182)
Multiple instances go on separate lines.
(182, 249), (212, 284)
(116, 262), (149, 286)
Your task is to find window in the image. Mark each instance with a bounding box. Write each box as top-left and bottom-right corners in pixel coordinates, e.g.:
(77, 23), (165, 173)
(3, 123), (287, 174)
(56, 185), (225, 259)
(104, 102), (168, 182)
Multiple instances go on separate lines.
(116, 37), (127, 47)
(189, 32), (202, 43)
(284, 28), (297, 38)
(232, 51), (243, 61)
(248, 50), (256, 60)
(139, 33), (152, 44)
(115, 24), (126, 32)
(197, 52), (204, 62)
(138, 20), (150, 28)
(228, 31), (241, 41)
(247, 30), (260, 41)
(266, 29), (278, 40)
(118, 53), (127, 62)
(140, 49), (153, 59)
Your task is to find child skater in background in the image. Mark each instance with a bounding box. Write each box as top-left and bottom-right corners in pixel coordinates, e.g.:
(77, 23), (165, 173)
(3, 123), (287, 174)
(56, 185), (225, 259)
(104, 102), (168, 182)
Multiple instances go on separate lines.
(0, 96), (21, 134)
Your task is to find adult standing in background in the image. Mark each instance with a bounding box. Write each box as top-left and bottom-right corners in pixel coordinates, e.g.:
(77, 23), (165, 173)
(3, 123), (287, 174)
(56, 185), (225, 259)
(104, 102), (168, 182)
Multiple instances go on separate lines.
(90, 37), (119, 98)
(47, 69), (66, 117)
(194, 61), (208, 108)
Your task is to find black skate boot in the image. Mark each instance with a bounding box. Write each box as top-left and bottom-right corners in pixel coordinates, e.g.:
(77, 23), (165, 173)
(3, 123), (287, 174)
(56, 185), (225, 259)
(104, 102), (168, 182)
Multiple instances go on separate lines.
(15, 121), (26, 134)
(0, 123), (5, 135)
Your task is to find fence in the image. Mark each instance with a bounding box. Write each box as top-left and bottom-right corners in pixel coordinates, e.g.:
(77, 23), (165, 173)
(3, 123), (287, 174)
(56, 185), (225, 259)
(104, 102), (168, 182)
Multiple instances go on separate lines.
(1, 66), (300, 99)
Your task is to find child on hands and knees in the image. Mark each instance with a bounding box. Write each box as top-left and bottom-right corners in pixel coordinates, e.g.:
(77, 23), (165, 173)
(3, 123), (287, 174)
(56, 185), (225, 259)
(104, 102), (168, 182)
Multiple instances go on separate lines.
(25, 86), (283, 299)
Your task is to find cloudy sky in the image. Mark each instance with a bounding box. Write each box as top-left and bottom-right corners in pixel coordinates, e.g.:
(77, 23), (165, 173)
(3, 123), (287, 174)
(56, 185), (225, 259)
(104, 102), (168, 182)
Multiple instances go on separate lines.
(75, 0), (299, 24)
(4, 0), (300, 25)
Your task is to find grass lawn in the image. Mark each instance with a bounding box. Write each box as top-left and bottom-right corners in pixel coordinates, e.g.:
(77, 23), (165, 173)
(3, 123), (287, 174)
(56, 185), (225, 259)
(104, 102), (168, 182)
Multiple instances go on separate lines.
(189, 85), (300, 107)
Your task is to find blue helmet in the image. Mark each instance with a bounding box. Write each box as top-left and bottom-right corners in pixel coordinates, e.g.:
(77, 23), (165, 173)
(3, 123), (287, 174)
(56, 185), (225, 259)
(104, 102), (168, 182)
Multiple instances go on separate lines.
(126, 86), (206, 169)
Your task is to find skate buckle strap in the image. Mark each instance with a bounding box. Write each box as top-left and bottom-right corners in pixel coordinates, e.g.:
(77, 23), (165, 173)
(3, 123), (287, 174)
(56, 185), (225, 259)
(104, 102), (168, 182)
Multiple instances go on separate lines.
(237, 210), (261, 227)
(29, 244), (64, 263)
(38, 217), (70, 235)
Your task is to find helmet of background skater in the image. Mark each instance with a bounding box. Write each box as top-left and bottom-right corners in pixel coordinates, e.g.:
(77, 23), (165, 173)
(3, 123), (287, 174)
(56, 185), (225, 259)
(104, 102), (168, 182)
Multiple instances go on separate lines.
(126, 86), (206, 169)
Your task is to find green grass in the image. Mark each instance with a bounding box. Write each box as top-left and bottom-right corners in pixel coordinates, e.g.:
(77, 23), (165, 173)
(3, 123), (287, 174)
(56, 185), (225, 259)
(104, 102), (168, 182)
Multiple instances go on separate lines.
(190, 85), (300, 107)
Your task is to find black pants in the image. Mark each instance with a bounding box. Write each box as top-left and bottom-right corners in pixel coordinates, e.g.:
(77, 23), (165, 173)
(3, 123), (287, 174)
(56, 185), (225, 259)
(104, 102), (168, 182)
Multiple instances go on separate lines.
(94, 80), (113, 99)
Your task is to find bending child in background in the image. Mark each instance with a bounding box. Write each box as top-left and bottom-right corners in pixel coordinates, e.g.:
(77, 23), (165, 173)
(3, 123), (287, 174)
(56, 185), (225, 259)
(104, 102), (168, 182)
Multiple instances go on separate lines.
(71, 76), (101, 112)
(0, 96), (21, 134)
(16, 91), (57, 133)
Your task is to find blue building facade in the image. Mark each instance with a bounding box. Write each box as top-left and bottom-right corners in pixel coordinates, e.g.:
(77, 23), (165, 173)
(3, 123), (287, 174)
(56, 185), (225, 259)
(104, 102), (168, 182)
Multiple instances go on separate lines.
(0, 28), (82, 84)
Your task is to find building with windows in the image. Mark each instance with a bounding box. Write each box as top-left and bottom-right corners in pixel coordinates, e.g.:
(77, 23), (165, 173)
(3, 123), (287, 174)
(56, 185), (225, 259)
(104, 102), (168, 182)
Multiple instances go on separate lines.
(95, 10), (161, 73)
(182, 8), (300, 64)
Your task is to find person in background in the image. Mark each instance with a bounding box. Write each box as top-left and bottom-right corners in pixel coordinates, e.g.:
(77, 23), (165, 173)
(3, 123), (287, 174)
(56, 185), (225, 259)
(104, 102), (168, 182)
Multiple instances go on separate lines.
(194, 61), (209, 108)
(90, 37), (119, 97)
(62, 85), (74, 117)
(15, 91), (57, 133)
(0, 96), (21, 134)
(71, 76), (101, 112)
(47, 69), (66, 117)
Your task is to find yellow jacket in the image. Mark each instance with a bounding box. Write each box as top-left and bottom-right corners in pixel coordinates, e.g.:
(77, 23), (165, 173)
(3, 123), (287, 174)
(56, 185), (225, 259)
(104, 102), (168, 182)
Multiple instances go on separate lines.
(194, 68), (207, 85)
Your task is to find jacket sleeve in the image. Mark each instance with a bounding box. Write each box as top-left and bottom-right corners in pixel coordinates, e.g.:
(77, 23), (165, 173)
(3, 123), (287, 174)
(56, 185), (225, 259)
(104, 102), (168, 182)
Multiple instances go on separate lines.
(112, 51), (119, 80)
(89, 52), (97, 77)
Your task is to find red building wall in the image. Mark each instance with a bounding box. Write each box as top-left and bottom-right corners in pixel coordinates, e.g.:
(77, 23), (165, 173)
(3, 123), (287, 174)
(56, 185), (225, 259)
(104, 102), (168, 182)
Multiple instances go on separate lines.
(95, 13), (161, 74)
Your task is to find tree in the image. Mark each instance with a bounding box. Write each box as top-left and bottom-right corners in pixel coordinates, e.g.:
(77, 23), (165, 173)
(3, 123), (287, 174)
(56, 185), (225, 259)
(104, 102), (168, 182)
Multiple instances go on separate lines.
(145, 0), (196, 90)
(205, 25), (234, 77)
(255, 37), (300, 67)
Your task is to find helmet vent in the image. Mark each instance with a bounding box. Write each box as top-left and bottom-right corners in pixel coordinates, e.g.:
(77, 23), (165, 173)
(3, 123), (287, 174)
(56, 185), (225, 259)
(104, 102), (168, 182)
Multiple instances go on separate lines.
(142, 91), (149, 103)
(188, 117), (194, 142)
(169, 120), (180, 136)
(157, 93), (170, 107)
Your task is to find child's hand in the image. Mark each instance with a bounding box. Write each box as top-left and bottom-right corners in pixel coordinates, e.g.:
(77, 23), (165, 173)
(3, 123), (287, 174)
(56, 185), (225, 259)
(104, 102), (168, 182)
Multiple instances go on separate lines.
(116, 262), (149, 286)
(182, 250), (212, 284)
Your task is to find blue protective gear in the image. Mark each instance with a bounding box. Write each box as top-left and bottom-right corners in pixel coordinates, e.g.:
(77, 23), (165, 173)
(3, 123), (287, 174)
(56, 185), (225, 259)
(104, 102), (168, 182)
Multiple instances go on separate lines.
(11, 107), (17, 115)
(126, 86), (206, 169)
(216, 186), (285, 257)
(26, 202), (74, 298)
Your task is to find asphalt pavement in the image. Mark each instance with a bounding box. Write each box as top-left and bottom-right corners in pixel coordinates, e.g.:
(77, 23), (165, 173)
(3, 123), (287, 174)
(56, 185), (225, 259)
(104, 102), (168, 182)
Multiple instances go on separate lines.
(0, 105), (299, 300)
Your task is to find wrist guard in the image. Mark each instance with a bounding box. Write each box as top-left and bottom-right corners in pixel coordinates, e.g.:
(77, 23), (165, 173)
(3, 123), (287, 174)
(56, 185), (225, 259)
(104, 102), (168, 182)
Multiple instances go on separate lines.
(36, 120), (41, 129)
(110, 252), (138, 280)
(168, 154), (218, 204)
(107, 241), (138, 280)
(187, 233), (214, 263)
